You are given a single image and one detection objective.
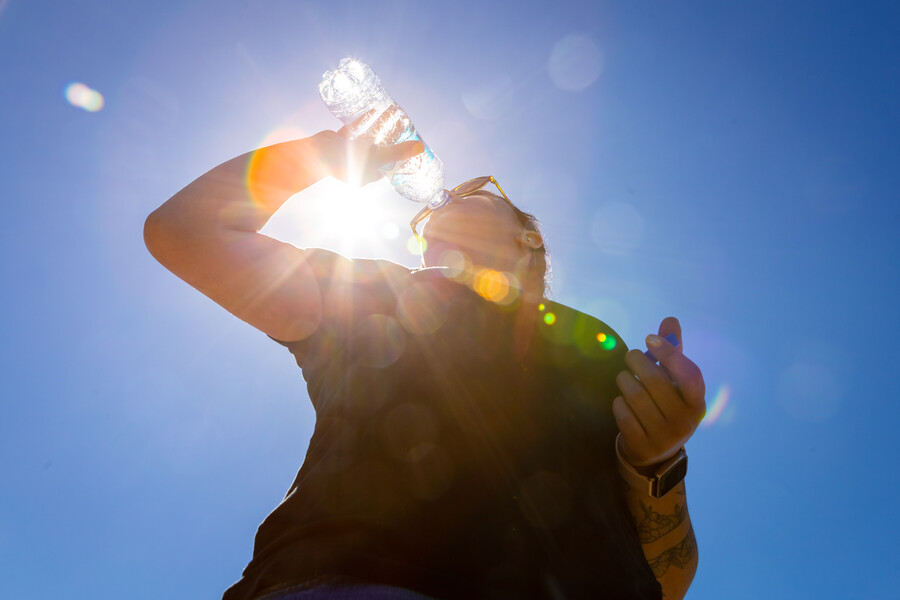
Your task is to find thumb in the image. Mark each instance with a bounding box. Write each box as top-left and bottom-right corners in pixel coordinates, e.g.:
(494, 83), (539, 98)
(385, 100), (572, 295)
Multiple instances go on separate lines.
(658, 316), (683, 353)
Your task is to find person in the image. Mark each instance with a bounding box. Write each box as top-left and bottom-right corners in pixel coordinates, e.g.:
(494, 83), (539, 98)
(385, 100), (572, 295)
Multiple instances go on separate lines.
(144, 128), (706, 600)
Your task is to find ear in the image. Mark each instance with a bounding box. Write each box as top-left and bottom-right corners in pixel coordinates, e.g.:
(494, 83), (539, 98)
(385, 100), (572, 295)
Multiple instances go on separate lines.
(516, 229), (544, 250)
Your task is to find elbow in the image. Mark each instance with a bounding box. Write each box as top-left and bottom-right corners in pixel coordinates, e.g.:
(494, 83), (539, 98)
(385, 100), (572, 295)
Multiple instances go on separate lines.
(677, 531), (699, 599)
(143, 208), (167, 260)
(144, 206), (187, 267)
(690, 541), (699, 588)
(655, 527), (699, 600)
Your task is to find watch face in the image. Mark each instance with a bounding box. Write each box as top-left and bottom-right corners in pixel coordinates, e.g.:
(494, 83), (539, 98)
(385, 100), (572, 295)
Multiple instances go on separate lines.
(655, 455), (688, 498)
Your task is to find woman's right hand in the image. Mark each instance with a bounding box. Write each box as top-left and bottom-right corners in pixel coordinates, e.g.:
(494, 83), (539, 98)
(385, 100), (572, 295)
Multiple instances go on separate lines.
(310, 128), (425, 186)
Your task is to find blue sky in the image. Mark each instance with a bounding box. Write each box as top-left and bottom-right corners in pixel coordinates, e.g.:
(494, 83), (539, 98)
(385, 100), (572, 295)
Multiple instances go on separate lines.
(1, 0), (898, 598)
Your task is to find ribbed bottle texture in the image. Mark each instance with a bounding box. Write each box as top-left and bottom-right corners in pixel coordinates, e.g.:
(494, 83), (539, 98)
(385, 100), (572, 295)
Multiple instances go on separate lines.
(319, 58), (448, 208)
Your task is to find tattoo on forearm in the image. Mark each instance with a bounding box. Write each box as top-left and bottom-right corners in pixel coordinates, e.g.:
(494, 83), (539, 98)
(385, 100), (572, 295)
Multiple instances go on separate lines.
(648, 526), (697, 579)
(636, 500), (687, 544)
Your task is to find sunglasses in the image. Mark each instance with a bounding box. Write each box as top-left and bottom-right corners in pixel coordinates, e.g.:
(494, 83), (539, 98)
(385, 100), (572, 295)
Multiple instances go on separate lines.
(409, 176), (513, 248)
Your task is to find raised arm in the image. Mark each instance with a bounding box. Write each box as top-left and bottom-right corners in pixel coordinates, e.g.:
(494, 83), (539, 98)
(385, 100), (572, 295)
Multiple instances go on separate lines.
(612, 317), (706, 599)
(143, 130), (422, 341)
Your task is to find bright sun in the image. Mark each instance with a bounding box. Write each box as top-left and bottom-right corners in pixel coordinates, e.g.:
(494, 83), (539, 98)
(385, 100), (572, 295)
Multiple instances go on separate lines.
(260, 176), (421, 265)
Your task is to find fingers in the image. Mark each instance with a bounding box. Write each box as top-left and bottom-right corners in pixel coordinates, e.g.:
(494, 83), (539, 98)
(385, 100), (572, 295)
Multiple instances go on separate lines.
(644, 333), (706, 412)
(612, 395), (650, 463)
(311, 130), (420, 186)
(658, 316), (683, 352)
(335, 138), (379, 186)
(357, 140), (423, 184)
(316, 127), (425, 184)
(351, 139), (423, 185)
(620, 352), (694, 452)
(374, 140), (424, 165)
(613, 320), (707, 466)
(616, 368), (667, 433)
(612, 387), (679, 467)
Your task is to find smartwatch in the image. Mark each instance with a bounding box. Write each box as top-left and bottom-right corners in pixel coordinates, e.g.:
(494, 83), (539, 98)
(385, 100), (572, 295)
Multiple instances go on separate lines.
(616, 433), (688, 499)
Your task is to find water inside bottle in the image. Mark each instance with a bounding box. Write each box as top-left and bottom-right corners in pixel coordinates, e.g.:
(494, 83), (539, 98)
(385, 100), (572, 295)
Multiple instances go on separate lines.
(348, 104), (416, 146)
(347, 104), (445, 205)
(320, 58), (448, 207)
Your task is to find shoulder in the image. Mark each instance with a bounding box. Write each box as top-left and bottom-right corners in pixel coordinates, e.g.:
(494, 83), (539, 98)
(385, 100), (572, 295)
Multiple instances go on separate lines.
(535, 300), (628, 360)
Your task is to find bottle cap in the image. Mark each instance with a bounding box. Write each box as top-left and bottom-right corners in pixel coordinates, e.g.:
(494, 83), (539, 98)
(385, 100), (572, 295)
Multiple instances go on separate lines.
(319, 57), (392, 121)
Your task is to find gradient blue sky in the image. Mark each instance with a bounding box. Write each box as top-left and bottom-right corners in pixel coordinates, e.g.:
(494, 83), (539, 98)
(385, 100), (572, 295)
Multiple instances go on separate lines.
(1, 1), (898, 598)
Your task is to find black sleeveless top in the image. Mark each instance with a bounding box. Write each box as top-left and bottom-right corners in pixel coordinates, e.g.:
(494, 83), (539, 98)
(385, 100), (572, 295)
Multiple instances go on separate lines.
(223, 252), (661, 600)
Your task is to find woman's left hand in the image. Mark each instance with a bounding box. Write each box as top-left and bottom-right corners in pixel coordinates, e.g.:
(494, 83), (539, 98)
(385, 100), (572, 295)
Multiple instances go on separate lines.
(612, 317), (707, 468)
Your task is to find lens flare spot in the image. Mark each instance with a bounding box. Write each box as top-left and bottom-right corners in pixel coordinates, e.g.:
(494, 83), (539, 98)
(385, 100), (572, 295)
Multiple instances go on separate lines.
(64, 82), (105, 112)
(701, 384), (733, 427)
(407, 235), (424, 255)
(396, 283), (447, 334)
(462, 75), (515, 120)
(258, 127), (307, 147)
(548, 34), (604, 92)
(245, 127), (311, 207)
(596, 332), (619, 350)
(357, 314), (406, 369)
(439, 249), (471, 281)
(538, 303), (546, 311)
(544, 312), (557, 325)
(474, 268), (517, 304)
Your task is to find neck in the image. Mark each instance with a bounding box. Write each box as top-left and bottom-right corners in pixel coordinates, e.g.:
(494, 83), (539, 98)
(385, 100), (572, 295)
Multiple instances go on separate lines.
(513, 288), (544, 361)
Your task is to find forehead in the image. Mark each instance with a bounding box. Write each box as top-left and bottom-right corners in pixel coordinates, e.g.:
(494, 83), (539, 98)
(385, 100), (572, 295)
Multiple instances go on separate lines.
(423, 193), (519, 232)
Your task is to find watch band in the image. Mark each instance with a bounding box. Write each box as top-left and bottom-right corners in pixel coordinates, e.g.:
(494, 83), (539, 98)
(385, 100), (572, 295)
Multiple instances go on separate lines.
(615, 433), (688, 499)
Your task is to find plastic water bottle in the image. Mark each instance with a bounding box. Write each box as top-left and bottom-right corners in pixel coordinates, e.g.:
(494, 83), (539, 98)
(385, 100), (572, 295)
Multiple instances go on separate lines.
(318, 58), (449, 208)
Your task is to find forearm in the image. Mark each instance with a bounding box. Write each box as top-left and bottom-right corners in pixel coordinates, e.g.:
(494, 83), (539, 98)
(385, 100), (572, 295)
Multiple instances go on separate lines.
(146, 136), (325, 242)
(624, 480), (698, 599)
(142, 131), (420, 341)
(142, 136), (334, 341)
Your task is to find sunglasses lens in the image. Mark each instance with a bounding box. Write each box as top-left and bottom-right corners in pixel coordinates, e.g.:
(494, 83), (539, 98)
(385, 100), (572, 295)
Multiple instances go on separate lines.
(453, 176), (491, 196)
